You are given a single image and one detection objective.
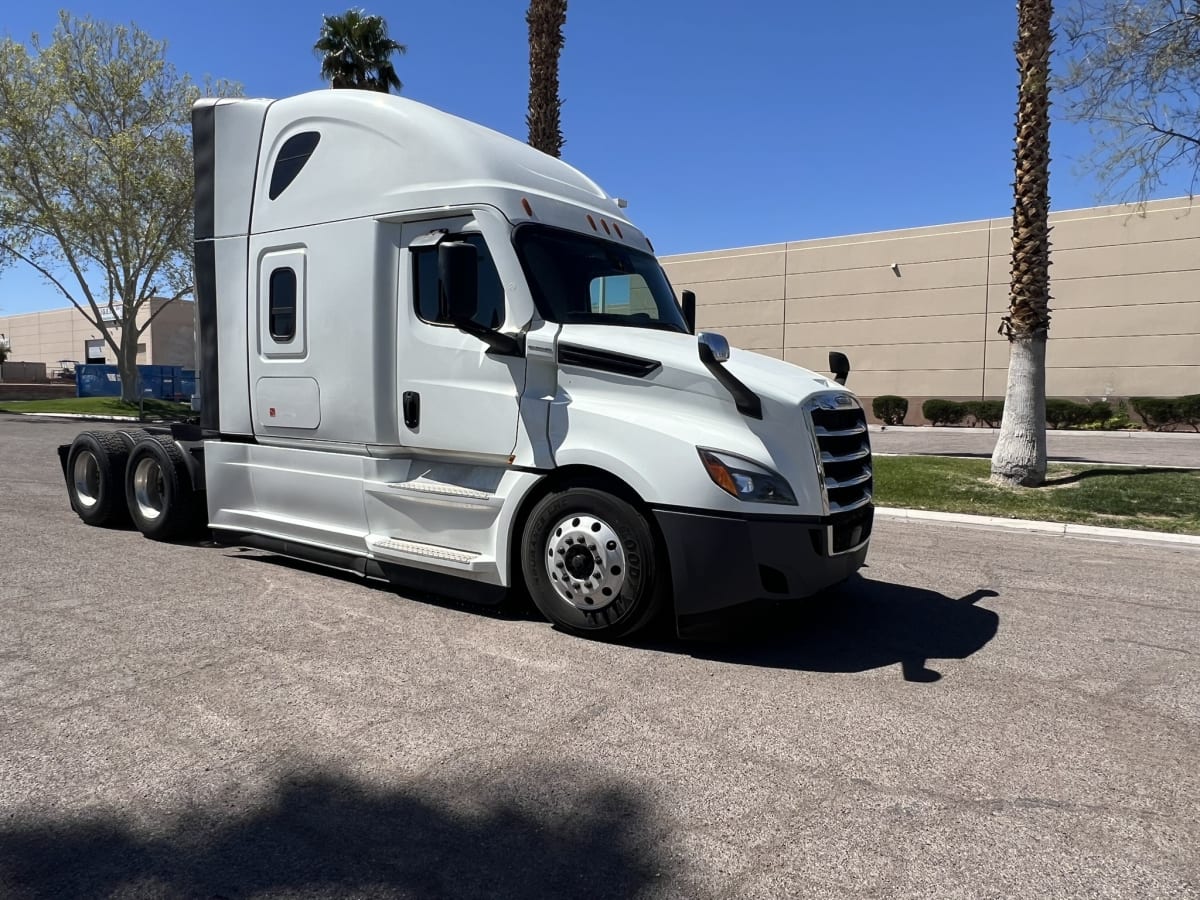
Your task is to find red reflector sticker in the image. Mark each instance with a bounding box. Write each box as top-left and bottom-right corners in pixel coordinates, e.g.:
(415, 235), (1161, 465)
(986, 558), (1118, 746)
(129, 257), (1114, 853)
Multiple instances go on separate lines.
(269, 407), (276, 417)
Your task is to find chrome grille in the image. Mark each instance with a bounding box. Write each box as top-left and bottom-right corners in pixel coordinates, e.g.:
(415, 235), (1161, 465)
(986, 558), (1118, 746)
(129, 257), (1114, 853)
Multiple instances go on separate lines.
(806, 396), (873, 515)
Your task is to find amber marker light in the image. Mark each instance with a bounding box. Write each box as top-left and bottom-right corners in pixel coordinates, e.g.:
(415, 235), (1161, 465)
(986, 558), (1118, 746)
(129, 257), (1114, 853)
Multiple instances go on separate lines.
(699, 449), (739, 497)
(521, 197), (533, 216)
(587, 214), (597, 230)
(612, 222), (623, 238)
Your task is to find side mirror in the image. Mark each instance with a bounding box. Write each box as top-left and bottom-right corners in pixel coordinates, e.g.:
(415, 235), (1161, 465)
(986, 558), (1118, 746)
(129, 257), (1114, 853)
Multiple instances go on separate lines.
(698, 331), (730, 363)
(438, 241), (478, 326)
(681, 290), (696, 334)
(829, 350), (851, 386)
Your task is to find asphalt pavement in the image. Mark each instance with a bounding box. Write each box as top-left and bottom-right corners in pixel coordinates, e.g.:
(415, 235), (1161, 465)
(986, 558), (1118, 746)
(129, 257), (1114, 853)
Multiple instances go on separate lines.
(871, 425), (1200, 468)
(1, 416), (1198, 899)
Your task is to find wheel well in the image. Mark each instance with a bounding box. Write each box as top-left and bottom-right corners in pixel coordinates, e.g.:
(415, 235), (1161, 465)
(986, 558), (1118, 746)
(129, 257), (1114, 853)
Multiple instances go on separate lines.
(507, 465), (665, 598)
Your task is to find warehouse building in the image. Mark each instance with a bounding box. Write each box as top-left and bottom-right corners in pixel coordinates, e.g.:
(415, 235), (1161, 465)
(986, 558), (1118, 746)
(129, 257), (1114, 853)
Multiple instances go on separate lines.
(0, 299), (196, 380)
(659, 196), (1198, 411)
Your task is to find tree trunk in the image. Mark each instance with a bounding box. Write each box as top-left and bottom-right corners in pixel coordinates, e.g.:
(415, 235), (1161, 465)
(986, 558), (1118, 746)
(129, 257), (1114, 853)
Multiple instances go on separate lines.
(991, 334), (1047, 486)
(991, 0), (1053, 487)
(526, 0), (567, 157)
(118, 331), (141, 404)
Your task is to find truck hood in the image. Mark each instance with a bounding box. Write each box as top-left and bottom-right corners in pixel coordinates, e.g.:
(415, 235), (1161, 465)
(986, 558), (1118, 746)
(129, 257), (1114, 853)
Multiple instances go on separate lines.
(556, 324), (849, 411)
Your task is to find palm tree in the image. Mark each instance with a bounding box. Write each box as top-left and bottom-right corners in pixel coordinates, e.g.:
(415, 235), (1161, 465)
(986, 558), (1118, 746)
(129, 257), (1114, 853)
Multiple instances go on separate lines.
(526, 0), (568, 156)
(314, 9), (406, 93)
(991, 0), (1054, 487)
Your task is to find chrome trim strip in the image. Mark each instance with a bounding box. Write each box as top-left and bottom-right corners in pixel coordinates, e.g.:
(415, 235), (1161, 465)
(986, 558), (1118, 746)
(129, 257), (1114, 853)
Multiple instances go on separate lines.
(825, 468), (872, 489)
(828, 493), (873, 514)
(814, 423), (867, 438)
(821, 445), (871, 464)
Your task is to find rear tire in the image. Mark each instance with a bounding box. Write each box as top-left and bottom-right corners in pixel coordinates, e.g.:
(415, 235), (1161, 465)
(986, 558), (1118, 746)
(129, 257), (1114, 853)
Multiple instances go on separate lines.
(125, 435), (200, 541)
(66, 431), (130, 527)
(521, 487), (667, 640)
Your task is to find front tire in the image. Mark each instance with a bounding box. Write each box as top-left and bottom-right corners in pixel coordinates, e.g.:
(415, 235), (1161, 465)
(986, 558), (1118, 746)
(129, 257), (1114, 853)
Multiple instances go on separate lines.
(124, 435), (200, 541)
(521, 487), (667, 639)
(66, 431), (130, 527)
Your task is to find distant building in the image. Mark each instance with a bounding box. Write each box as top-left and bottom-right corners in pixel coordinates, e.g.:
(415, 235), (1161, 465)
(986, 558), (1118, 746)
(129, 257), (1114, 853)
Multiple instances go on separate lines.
(660, 197), (1199, 407)
(0, 299), (196, 374)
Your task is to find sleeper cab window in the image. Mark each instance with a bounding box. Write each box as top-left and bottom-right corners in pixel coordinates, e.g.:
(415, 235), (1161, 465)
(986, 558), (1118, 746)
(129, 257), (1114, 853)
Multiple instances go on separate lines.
(412, 234), (506, 329)
(269, 131), (320, 200)
(269, 267), (297, 341)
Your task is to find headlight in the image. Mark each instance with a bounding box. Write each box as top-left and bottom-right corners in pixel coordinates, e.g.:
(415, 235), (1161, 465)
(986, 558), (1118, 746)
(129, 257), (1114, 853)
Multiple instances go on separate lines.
(697, 448), (796, 505)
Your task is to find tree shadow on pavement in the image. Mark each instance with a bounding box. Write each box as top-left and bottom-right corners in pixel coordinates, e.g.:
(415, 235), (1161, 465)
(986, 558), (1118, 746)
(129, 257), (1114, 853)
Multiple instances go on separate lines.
(667, 576), (1000, 683)
(0, 766), (680, 900)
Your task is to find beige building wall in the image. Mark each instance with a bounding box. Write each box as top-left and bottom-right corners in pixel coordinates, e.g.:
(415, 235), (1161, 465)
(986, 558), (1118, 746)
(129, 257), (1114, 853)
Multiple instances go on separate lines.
(0, 299), (196, 375)
(661, 197), (1200, 407)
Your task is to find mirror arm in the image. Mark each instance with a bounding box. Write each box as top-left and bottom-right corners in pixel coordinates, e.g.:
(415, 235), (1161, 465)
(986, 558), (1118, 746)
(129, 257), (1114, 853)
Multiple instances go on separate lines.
(457, 319), (524, 357)
(698, 343), (763, 419)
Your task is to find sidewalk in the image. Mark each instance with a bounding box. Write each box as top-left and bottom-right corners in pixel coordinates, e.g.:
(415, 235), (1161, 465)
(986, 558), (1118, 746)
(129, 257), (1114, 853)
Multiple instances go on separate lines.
(869, 425), (1200, 468)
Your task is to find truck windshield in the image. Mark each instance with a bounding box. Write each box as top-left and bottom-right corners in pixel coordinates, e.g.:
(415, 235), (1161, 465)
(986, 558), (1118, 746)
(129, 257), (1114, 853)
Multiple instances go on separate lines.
(513, 224), (689, 333)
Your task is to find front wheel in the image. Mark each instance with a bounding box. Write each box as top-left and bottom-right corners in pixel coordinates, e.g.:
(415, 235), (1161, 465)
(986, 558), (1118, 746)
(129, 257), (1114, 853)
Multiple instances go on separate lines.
(521, 487), (668, 639)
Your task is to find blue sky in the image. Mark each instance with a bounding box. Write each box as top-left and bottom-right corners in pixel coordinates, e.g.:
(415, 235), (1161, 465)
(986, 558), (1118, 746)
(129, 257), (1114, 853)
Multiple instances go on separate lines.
(0, 0), (1192, 314)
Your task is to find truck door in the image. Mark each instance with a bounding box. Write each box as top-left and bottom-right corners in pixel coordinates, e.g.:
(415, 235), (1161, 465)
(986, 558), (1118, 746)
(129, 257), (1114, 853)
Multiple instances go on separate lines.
(397, 216), (525, 459)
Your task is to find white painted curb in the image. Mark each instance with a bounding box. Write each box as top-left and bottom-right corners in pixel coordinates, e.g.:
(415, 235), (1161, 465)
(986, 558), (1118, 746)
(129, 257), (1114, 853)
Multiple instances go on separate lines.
(876, 506), (1200, 547)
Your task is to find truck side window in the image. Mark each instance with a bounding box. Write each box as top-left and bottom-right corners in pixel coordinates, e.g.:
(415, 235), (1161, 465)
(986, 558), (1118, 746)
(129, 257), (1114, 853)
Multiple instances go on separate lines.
(412, 233), (505, 329)
(269, 268), (297, 340)
(269, 132), (321, 200)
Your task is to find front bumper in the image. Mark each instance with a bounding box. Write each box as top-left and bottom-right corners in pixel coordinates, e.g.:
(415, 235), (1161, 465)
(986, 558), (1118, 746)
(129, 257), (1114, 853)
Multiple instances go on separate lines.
(653, 505), (872, 632)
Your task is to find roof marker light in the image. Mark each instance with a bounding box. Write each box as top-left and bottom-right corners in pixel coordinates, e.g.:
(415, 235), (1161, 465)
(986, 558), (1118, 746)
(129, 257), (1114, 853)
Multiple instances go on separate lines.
(612, 222), (623, 238)
(521, 197), (533, 216)
(601, 219), (611, 235)
(586, 215), (597, 230)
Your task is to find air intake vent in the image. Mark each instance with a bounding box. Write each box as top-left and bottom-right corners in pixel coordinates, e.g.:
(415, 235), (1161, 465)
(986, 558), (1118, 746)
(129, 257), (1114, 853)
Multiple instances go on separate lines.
(558, 343), (661, 378)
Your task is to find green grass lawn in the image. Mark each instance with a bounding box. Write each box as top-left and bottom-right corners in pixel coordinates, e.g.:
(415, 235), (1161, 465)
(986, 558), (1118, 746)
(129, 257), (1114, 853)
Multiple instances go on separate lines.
(0, 396), (194, 420)
(874, 455), (1200, 535)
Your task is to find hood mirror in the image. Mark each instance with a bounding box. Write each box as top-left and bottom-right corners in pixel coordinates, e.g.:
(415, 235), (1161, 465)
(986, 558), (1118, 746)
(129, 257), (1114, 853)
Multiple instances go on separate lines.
(829, 350), (850, 385)
(681, 290), (696, 334)
(698, 331), (730, 363)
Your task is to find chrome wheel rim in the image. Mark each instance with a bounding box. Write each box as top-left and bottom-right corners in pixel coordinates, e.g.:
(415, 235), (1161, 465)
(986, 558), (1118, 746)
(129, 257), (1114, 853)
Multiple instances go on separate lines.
(132, 456), (165, 522)
(72, 450), (101, 509)
(546, 514), (626, 610)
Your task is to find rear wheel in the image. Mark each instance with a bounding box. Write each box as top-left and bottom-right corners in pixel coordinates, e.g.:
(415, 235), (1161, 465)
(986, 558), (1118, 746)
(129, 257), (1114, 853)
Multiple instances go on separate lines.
(521, 487), (667, 639)
(125, 435), (200, 541)
(66, 431), (130, 527)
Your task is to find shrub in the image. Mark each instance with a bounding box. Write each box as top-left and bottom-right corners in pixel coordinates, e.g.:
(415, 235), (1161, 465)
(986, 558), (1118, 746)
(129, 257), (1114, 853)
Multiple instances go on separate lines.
(1131, 397), (1183, 432)
(1044, 398), (1106, 429)
(963, 400), (1004, 427)
(922, 398), (967, 426)
(872, 395), (908, 425)
(1179, 394), (1200, 432)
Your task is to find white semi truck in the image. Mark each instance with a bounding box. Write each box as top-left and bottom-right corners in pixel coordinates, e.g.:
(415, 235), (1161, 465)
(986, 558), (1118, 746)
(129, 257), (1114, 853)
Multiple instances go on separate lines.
(59, 91), (873, 639)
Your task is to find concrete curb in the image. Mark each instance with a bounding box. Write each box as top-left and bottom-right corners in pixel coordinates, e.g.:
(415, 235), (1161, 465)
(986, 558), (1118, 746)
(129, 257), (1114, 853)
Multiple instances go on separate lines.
(876, 506), (1200, 547)
(870, 424), (1198, 440)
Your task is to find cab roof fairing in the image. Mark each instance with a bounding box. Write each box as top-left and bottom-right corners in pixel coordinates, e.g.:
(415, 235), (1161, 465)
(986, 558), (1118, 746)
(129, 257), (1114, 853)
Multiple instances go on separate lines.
(244, 91), (639, 238)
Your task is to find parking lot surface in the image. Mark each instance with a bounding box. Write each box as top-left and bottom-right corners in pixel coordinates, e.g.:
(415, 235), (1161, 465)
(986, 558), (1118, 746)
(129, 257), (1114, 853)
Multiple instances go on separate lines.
(2, 416), (1198, 899)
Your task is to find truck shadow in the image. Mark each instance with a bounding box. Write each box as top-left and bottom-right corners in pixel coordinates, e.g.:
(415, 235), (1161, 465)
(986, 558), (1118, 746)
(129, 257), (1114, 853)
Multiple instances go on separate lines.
(0, 766), (682, 900)
(666, 576), (1000, 682)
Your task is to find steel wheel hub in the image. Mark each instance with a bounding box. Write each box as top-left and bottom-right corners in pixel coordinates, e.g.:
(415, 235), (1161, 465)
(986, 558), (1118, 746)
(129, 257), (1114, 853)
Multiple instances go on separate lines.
(545, 513), (626, 610)
(132, 457), (165, 522)
(72, 450), (101, 509)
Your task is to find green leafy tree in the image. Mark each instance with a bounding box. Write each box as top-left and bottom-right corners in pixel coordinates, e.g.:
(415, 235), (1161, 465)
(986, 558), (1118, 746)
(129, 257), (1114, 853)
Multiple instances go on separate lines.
(0, 13), (238, 403)
(1056, 0), (1200, 201)
(992, 0), (1055, 487)
(526, 0), (568, 156)
(314, 9), (406, 93)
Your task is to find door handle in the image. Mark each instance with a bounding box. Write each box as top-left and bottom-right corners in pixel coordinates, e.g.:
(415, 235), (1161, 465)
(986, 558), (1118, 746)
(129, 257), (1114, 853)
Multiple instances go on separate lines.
(403, 391), (420, 429)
